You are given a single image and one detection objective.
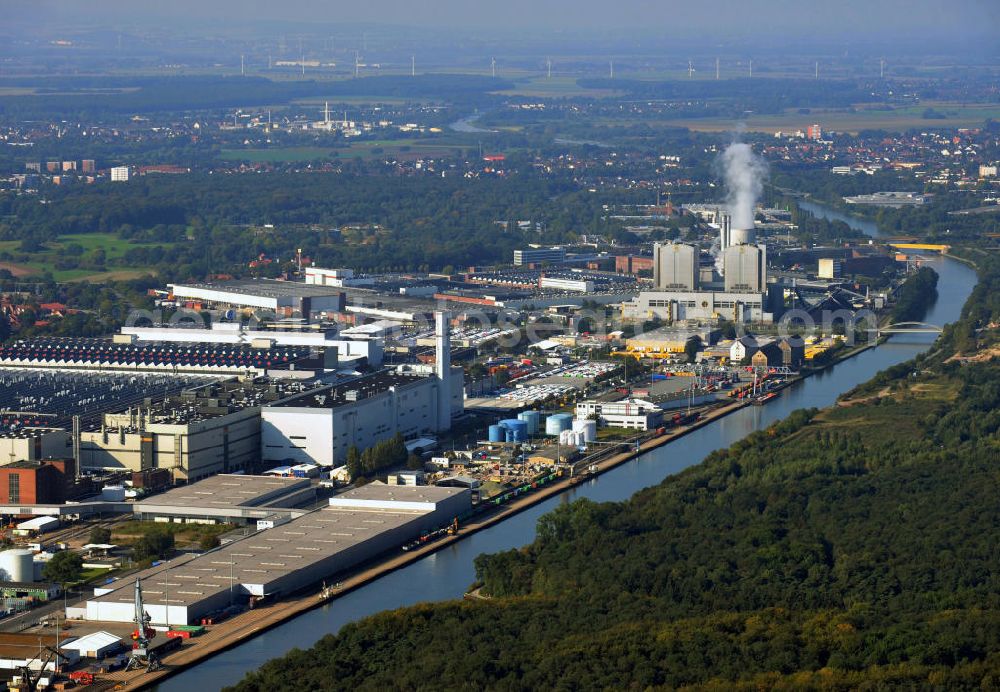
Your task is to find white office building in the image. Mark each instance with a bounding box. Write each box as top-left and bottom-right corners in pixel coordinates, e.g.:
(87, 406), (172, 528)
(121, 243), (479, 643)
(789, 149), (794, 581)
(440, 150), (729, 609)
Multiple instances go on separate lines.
(575, 398), (663, 430)
(110, 166), (129, 182)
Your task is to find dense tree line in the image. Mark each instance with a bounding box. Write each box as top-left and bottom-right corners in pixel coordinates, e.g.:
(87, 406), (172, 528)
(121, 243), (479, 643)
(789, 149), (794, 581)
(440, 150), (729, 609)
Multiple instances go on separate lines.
(891, 266), (939, 323)
(344, 434), (408, 481)
(0, 173), (634, 280)
(229, 250), (1000, 691)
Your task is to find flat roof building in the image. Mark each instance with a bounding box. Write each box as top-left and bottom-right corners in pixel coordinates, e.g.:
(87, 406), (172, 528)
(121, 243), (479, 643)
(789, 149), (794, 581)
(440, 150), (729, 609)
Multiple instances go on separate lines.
(513, 247), (566, 267)
(133, 474), (315, 524)
(83, 483), (471, 626)
(168, 280), (346, 319)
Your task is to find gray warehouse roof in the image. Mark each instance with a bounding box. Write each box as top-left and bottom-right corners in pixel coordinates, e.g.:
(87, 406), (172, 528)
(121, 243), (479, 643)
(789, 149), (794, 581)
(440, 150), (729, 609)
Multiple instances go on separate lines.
(135, 474), (311, 512)
(170, 280), (346, 299)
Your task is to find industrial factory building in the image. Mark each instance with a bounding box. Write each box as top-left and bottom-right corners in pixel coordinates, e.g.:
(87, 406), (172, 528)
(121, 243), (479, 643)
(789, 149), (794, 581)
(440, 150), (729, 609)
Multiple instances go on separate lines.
(168, 280), (347, 319)
(0, 337), (330, 376)
(79, 379), (325, 482)
(261, 312), (463, 468)
(80, 483), (471, 626)
(119, 322), (382, 367)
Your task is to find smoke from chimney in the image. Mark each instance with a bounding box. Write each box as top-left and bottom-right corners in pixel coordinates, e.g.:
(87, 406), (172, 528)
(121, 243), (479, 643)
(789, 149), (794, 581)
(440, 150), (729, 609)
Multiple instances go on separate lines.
(720, 142), (768, 232)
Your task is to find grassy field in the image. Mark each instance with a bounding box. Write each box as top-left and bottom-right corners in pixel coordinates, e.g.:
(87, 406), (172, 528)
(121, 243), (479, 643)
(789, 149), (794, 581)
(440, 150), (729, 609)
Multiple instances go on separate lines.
(0, 233), (171, 282)
(644, 102), (1000, 134)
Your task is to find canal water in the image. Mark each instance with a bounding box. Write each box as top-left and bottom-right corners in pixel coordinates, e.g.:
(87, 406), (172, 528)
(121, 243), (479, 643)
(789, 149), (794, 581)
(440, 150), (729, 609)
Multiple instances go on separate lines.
(161, 203), (977, 691)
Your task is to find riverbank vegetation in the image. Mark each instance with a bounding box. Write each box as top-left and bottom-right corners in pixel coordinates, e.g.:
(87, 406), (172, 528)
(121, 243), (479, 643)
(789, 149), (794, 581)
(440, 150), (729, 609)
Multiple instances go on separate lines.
(229, 251), (1000, 691)
(891, 265), (939, 323)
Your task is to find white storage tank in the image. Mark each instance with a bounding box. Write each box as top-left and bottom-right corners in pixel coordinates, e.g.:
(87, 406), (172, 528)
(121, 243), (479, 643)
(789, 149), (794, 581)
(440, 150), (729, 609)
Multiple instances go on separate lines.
(572, 419), (597, 443)
(0, 549), (34, 583)
(559, 430), (575, 446)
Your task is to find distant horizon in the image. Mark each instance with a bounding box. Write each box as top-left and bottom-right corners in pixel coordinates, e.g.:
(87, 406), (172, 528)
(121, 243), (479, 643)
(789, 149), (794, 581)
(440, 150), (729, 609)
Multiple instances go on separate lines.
(7, 0), (1000, 48)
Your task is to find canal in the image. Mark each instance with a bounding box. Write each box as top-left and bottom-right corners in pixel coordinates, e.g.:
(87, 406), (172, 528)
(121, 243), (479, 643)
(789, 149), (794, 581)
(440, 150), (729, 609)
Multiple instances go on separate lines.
(161, 202), (977, 691)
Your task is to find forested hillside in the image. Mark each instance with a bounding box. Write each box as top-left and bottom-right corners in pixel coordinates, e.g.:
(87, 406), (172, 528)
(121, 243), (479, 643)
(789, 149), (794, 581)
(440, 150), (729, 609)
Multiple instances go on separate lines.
(230, 254), (1000, 692)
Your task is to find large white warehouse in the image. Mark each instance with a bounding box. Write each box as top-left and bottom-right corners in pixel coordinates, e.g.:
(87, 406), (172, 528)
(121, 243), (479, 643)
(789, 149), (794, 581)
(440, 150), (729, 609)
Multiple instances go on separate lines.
(80, 484), (471, 626)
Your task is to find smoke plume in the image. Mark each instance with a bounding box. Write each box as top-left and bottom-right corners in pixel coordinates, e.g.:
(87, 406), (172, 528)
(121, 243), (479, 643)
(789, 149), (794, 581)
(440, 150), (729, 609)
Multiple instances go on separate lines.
(720, 142), (768, 230)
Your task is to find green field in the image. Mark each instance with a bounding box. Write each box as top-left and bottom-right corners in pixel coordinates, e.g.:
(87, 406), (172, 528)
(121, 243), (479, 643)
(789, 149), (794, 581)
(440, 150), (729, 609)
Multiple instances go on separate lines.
(0, 232), (171, 282)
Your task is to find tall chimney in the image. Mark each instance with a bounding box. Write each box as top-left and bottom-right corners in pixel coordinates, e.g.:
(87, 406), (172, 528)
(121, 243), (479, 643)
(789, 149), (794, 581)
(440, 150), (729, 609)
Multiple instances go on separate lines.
(434, 311), (452, 432)
(719, 212), (732, 250)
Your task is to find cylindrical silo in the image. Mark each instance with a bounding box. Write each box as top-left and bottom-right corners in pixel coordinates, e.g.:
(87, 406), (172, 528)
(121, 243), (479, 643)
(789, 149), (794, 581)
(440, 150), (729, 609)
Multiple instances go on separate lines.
(508, 420), (528, 442)
(545, 413), (573, 436)
(572, 419), (597, 443)
(0, 549), (34, 583)
(517, 411), (540, 435)
(488, 425), (505, 443)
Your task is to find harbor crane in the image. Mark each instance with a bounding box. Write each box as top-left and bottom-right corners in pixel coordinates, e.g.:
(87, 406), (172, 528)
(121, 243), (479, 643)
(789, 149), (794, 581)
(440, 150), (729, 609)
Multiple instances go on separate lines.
(12, 646), (62, 692)
(125, 579), (162, 672)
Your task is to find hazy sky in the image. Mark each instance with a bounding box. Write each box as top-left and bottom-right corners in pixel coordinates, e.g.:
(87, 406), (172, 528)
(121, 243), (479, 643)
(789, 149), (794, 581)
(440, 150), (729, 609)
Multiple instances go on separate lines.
(10, 0), (1000, 42)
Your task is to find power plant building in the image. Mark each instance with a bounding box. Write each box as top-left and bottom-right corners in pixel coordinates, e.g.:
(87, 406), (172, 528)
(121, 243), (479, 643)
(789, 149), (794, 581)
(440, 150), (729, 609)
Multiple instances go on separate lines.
(622, 290), (773, 324)
(653, 242), (699, 290)
(723, 244), (766, 293)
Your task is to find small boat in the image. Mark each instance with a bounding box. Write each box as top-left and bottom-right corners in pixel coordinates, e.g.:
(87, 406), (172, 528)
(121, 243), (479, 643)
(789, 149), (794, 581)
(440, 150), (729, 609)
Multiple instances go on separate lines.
(752, 392), (779, 405)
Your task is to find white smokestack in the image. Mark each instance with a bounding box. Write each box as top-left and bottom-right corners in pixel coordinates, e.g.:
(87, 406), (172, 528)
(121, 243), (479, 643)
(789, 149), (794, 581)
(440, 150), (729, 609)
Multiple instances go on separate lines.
(435, 311), (452, 432)
(720, 142), (767, 240)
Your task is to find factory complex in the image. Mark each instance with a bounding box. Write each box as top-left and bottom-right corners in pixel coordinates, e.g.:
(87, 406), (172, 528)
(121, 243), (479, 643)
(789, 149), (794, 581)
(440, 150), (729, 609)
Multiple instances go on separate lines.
(0, 306), (463, 491)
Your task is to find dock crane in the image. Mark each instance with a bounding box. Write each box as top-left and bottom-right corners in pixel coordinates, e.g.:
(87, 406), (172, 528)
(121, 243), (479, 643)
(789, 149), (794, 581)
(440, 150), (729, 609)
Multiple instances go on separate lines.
(12, 646), (63, 692)
(125, 579), (161, 672)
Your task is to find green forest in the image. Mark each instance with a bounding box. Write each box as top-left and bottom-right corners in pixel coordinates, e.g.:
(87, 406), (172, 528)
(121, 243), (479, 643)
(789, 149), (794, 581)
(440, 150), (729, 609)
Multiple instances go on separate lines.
(229, 253), (1000, 691)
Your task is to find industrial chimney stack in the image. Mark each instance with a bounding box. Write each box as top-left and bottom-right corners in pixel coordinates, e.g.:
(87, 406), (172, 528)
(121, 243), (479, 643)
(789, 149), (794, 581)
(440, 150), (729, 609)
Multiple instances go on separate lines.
(435, 311), (452, 431)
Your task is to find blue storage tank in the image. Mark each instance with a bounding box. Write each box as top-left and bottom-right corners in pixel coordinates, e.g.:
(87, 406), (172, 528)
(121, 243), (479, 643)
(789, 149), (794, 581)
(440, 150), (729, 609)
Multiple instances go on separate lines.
(506, 420), (529, 442)
(517, 410), (540, 435)
(545, 413), (574, 436)
(488, 424), (505, 443)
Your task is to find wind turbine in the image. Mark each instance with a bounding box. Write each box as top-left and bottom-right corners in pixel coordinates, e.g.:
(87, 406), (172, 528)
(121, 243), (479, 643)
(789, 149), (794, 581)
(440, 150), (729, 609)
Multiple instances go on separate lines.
(688, 59), (694, 78)
(491, 57), (496, 78)
(547, 58), (552, 79)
